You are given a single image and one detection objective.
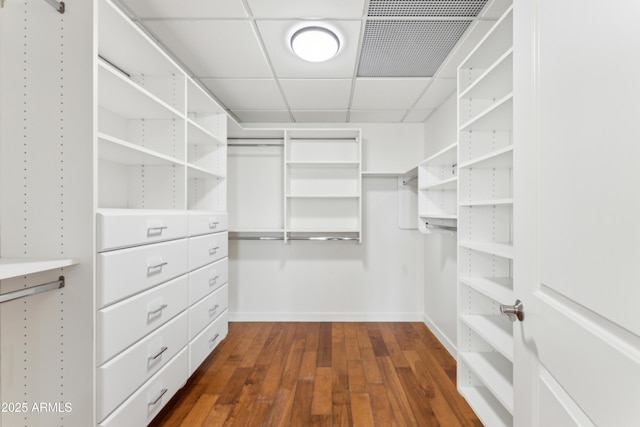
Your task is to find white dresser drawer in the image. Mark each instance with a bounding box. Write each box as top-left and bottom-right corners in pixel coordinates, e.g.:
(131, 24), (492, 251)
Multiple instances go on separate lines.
(188, 258), (228, 305)
(97, 312), (188, 422)
(188, 232), (228, 271)
(189, 284), (228, 340)
(97, 275), (188, 365)
(97, 209), (188, 252)
(99, 347), (188, 427)
(188, 211), (228, 237)
(98, 238), (188, 308)
(188, 310), (228, 375)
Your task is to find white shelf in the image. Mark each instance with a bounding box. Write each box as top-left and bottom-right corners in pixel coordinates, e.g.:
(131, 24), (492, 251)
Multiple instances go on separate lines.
(459, 276), (514, 304)
(419, 214), (458, 220)
(98, 133), (182, 166)
(98, 60), (183, 121)
(461, 315), (514, 361)
(420, 142), (457, 166)
(460, 145), (513, 169)
(187, 119), (225, 147)
(361, 171), (406, 177)
(230, 229), (284, 233)
(459, 386), (512, 427)
(419, 176), (458, 191)
(459, 198), (514, 207)
(459, 94), (513, 132)
(287, 161), (359, 168)
(460, 352), (514, 414)
(187, 164), (225, 179)
(0, 258), (80, 281)
(460, 49), (513, 100)
(287, 195), (359, 199)
(459, 241), (514, 259)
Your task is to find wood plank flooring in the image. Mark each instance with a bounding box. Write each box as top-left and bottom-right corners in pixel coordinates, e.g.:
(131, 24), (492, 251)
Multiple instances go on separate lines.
(150, 322), (482, 427)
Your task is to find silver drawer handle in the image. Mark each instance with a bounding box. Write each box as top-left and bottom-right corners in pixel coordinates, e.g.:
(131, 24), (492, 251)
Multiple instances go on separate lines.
(209, 275), (220, 286)
(209, 221), (219, 229)
(148, 304), (168, 315)
(148, 346), (168, 361)
(209, 246), (220, 255)
(148, 388), (168, 406)
(147, 226), (168, 235)
(209, 304), (220, 315)
(147, 261), (168, 272)
(209, 333), (220, 344)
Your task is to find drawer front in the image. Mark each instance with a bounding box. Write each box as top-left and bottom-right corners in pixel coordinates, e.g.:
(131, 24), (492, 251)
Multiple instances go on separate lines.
(98, 275), (188, 365)
(189, 310), (228, 375)
(188, 258), (228, 305)
(97, 312), (188, 422)
(99, 348), (188, 427)
(98, 238), (188, 308)
(188, 211), (228, 237)
(97, 210), (188, 252)
(189, 284), (229, 339)
(188, 232), (228, 271)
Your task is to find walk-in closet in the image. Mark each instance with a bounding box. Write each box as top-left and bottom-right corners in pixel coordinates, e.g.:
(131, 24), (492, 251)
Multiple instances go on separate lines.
(1, 0), (639, 426)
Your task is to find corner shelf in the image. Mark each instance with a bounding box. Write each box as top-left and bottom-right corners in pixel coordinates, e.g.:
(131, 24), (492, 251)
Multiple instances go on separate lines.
(417, 142), (458, 234)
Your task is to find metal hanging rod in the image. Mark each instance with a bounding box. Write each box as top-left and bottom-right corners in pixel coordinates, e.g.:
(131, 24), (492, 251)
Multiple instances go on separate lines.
(229, 236), (284, 241)
(0, 276), (65, 304)
(402, 176), (418, 185)
(43, 0), (65, 13)
(425, 223), (458, 232)
(228, 143), (284, 147)
(288, 236), (359, 241)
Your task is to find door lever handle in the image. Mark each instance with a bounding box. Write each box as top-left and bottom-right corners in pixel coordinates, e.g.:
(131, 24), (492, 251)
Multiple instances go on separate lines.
(500, 299), (524, 322)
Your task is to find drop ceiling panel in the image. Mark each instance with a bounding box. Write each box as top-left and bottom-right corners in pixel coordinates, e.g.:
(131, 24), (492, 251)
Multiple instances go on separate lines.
(246, 0), (366, 19)
(256, 20), (361, 79)
(367, 0), (488, 17)
(144, 20), (271, 78)
(280, 79), (352, 110)
(201, 79), (286, 109)
(350, 110), (407, 123)
(358, 20), (472, 77)
(351, 79), (430, 110)
(414, 79), (456, 109)
(121, 0), (247, 18)
(292, 111), (348, 123)
(233, 110), (292, 123)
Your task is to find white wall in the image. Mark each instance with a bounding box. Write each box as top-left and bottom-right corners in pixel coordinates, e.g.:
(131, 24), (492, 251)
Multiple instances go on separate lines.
(228, 123), (425, 321)
(422, 95), (459, 355)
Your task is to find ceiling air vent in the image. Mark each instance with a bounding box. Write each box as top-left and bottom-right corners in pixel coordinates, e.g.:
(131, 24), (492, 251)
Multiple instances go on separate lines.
(358, 0), (488, 77)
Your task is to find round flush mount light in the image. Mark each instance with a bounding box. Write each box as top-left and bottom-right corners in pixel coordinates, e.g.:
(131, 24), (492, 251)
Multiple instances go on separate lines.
(290, 26), (340, 62)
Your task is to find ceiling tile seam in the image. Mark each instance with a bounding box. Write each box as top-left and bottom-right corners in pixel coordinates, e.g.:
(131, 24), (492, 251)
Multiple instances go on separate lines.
(240, 0), (295, 123)
(346, 0), (372, 123)
(109, 0), (241, 123)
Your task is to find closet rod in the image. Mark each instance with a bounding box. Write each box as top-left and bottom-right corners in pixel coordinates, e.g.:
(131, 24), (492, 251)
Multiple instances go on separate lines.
(402, 176), (418, 185)
(288, 236), (359, 241)
(0, 276), (65, 304)
(425, 223), (457, 232)
(228, 143), (284, 147)
(229, 236), (284, 240)
(43, 0), (65, 13)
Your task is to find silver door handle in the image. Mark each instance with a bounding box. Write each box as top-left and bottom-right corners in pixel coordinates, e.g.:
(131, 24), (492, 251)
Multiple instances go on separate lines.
(500, 300), (524, 322)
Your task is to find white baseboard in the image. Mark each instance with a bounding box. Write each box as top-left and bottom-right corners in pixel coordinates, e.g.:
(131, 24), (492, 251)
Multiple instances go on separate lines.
(228, 311), (424, 322)
(422, 314), (457, 358)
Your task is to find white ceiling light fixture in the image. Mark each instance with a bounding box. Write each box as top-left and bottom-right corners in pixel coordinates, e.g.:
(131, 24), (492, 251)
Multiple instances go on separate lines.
(290, 26), (340, 62)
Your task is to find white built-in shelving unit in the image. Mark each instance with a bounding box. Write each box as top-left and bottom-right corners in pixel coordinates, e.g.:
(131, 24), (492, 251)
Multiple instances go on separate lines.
(1, 1), (229, 426)
(285, 129), (361, 242)
(417, 142), (458, 233)
(228, 128), (361, 243)
(456, 5), (514, 427)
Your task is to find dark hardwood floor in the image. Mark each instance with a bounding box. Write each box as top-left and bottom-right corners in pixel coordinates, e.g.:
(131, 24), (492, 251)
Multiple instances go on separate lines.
(150, 322), (482, 427)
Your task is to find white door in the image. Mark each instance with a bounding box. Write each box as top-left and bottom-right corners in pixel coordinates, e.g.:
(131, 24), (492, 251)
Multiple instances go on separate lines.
(513, 1), (640, 426)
